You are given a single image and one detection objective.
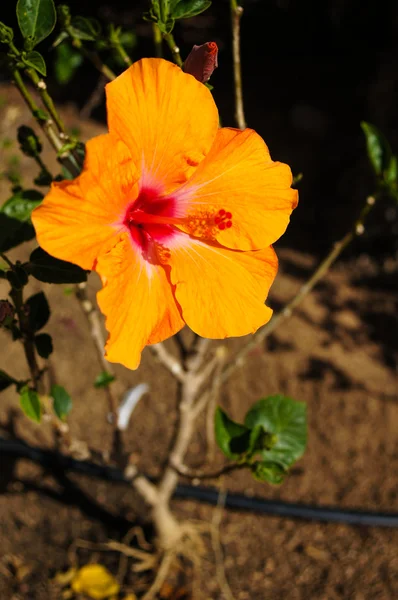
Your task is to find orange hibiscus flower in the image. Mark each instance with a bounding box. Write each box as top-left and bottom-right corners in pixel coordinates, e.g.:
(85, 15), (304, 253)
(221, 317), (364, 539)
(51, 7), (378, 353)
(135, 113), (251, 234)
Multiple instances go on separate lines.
(32, 59), (298, 370)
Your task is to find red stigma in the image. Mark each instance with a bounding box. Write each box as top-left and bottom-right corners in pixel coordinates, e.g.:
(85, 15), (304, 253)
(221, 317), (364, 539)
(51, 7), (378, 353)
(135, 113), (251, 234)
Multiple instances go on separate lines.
(215, 208), (233, 231)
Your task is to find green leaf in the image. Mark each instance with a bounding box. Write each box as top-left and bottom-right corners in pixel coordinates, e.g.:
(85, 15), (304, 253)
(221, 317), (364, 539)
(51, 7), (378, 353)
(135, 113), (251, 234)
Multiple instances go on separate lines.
(34, 332), (53, 358)
(25, 247), (88, 283)
(34, 169), (52, 186)
(1, 189), (43, 222)
(20, 386), (41, 422)
(385, 155), (397, 186)
(17, 125), (42, 157)
(172, 0), (212, 19)
(94, 371), (115, 388)
(251, 461), (286, 485)
(244, 395), (307, 471)
(0, 369), (17, 392)
(69, 16), (101, 41)
(214, 407), (250, 460)
(17, 0), (56, 47)
(51, 384), (72, 420)
(361, 121), (392, 176)
(54, 43), (83, 84)
(23, 50), (47, 75)
(26, 291), (50, 332)
(0, 213), (35, 252)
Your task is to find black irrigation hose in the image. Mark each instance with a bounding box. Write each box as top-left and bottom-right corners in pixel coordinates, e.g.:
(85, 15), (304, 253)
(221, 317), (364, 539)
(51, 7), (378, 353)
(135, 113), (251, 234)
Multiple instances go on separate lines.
(1, 436), (398, 528)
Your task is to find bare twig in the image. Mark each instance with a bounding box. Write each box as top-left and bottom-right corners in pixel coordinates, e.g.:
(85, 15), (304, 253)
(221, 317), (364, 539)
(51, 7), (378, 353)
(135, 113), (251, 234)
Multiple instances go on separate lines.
(231, 1), (246, 129)
(150, 343), (185, 382)
(74, 283), (119, 424)
(187, 336), (212, 372)
(211, 488), (236, 600)
(141, 551), (174, 600)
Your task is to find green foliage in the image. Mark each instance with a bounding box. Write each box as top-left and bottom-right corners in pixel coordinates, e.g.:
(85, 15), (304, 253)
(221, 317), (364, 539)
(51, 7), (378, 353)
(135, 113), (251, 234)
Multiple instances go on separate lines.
(26, 291), (50, 332)
(17, 125), (42, 157)
(0, 214), (35, 252)
(215, 395), (307, 485)
(214, 407), (250, 460)
(6, 264), (29, 289)
(245, 395), (307, 471)
(94, 371), (116, 388)
(0, 369), (18, 392)
(172, 0), (212, 19)
(17, 0), (57, 48)
(25, 247), (88, 284)
(1, 189), (43, 222)
(23, 50), (47, 76)
(0, 21), (14, 45)
(361, 122), (398, 199)
(20, 386), (41, 422)
(68, 16), (101, 41)
(54, 43), (83, 84)
(51, 384), (72, 420)
(34, 332), (53, 358)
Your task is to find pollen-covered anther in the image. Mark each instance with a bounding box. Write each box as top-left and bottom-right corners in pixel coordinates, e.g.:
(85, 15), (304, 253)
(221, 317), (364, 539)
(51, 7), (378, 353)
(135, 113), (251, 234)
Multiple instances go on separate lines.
(214, 209), (232, 231)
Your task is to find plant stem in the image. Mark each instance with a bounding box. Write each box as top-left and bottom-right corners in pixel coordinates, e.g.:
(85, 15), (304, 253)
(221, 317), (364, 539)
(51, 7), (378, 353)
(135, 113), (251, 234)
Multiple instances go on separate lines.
(163, 32), (183, 67)
(230, 0), (246, 129)
(153, 23), (163, 58)
(111, 39), (132, 67)
(10, 287), (42, 392)
(71, 38), (116, 81)
(11, 69), (81, 177)
(25, 68), (66, 133)
(172, 461), (246, 480)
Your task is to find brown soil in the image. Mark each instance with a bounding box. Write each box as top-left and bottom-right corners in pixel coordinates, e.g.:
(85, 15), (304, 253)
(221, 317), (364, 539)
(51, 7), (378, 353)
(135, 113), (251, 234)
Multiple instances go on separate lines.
(0, 85), (397, 600)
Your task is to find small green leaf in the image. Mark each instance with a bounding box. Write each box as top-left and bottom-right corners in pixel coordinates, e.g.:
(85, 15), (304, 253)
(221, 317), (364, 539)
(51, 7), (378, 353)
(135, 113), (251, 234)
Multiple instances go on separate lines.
(172, 0), (212, 19)
(0, 213), (35, 252)
(0, 369), (17, 392)
(17, 0), (57, 47)
(34, 169), (52, 186)
(26, 291), (50, 332)
(6, 264), (29, 289)
(25, 247), (88, 283)
(54, 43), (83, 84)
(94, 371), (115, 388)
(385, 155), (397, 186)
(23, 50), (47, 75)
(17, 125), (42, 157)
(251, 461), (286, 485)
(1, 189), (43, 222)
(68, 16), (101, 41)
(34, 332), (53, 358)
(361, 121), (392, 176)
(51, 384), (72, 420)
(214, 406), (250, 460)
(244, 395), (307, 471)
(20, 386), (41, 422)
(0, 21), (14, 44)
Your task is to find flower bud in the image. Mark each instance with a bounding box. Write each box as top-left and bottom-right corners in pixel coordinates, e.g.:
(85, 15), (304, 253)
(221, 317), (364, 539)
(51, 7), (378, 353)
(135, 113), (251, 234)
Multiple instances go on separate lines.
(184, 41), (218, 83)
(0, 300), (15, 328)
(0, 21), (14, 45)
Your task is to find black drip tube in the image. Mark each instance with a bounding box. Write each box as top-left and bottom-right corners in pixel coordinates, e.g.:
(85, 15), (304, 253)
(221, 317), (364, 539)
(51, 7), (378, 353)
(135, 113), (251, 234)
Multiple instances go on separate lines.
(1, 437), (397, 528)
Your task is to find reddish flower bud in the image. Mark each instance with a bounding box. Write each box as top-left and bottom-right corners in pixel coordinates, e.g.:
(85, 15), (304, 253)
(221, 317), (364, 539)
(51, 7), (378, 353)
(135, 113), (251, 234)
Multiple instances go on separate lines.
(0, 300), (15, 328)
(183, 42), (218, 83)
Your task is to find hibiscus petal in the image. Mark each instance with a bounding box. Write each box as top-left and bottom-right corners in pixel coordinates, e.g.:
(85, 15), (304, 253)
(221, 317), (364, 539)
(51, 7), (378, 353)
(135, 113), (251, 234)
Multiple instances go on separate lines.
(32, 134), (138, 270)
(96, 233), (184, 370)
(175, 127), (298, 251)
(105, 58), (219, 193)
(167, 233), (277, 338)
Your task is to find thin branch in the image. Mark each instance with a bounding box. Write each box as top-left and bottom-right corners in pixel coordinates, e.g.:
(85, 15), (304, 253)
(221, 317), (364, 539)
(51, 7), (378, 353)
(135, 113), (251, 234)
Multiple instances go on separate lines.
(171, 461), (245, 480)
(219, 194), (379, 386)
(70, 38), (116, 81)
(231, 1), (246, 129)
(187, 336), (212, 372)
(211, 489), (236, 600)
(153, 23), (163, 58)
(163, 32), (183, 67)
(75, 283), (119, 424)
(149, 343), (185, 382)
